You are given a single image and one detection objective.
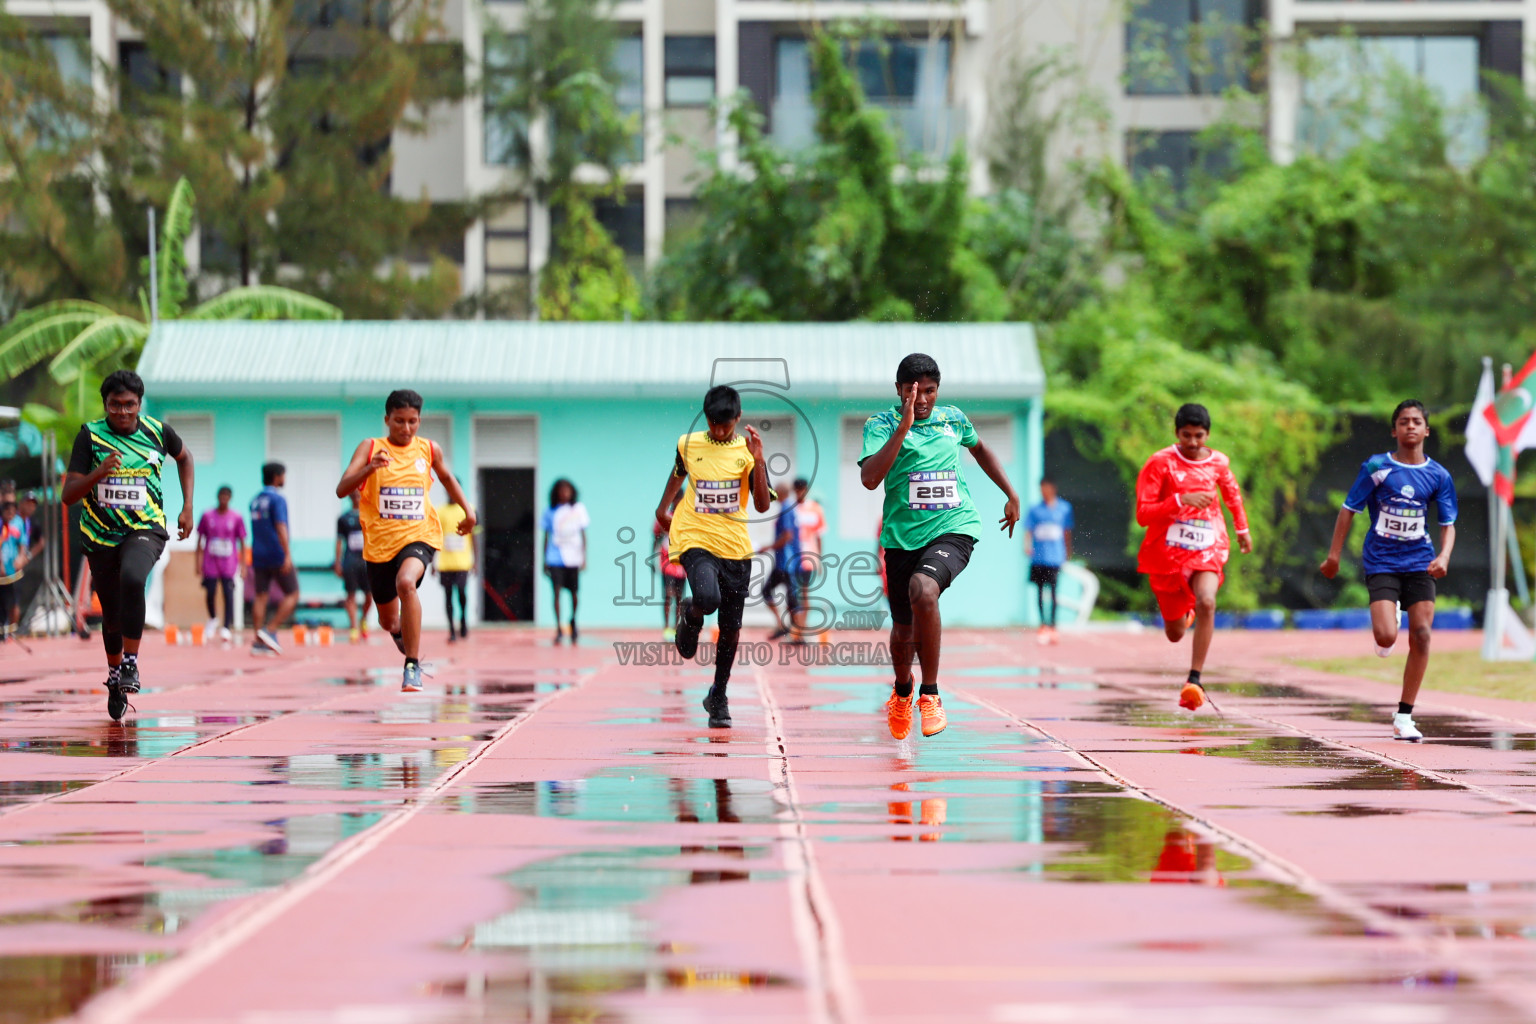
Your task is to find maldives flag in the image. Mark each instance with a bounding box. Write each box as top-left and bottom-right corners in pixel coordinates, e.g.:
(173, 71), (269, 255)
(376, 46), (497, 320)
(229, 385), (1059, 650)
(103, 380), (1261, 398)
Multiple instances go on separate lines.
(1484, 350), (1536, 503)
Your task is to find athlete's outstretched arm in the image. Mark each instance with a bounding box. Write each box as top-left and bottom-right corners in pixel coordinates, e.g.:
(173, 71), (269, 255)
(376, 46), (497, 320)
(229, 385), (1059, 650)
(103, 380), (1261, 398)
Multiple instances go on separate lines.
(1319, 509), (1356, 579)
(1217, 463), (1252, 554)
(967, 439), (1021, 536)
(336, 440), (387, 497)
(860, 385), (917, 490)
(654, 466), (686, 531)
(1134, 460), (1185, 527)
(430, 441), (477, 534)
(173, 445), (195, 541)
(1429, 525), (1455, 578)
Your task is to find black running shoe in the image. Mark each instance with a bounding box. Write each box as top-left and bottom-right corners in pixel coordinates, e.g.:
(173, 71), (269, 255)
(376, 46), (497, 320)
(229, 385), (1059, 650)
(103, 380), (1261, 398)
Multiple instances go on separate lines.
(702, 686), (731, 728)
(676, 600), (702, 659)
(107, 684), (128, 722)
(117, 659), (141, 695)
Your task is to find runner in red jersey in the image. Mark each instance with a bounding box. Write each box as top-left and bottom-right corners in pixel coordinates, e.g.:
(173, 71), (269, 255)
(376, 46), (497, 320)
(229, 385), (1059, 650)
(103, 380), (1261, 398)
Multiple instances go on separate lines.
(1136, 403), (1252, 712)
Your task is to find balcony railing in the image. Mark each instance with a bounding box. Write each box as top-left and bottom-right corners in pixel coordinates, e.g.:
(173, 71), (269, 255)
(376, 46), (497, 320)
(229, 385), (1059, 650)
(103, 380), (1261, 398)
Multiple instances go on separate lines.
(770, 99), (966, 158)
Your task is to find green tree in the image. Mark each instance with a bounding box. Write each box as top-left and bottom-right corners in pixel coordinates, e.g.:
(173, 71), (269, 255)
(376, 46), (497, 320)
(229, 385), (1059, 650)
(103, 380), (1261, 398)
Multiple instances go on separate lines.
(0, 178), (339, 428)
(99, 0), (464, 318)
(482, 0), (640, 319)
(0, 10), (127, 308)
(650, 32), (1006, 322)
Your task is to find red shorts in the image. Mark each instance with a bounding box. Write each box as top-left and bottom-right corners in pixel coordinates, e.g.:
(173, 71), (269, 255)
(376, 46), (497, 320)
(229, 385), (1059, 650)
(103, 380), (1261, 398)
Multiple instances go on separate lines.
(1148, 568), (1223, 624)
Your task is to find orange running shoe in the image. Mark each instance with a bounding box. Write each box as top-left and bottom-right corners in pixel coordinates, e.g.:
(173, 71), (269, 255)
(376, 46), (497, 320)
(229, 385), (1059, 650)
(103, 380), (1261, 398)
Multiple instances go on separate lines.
(918, 694), (947, 736)
(886, 691), (914, 740)
(1179, 682), (1205, 711)
(919, 797), (948, 841)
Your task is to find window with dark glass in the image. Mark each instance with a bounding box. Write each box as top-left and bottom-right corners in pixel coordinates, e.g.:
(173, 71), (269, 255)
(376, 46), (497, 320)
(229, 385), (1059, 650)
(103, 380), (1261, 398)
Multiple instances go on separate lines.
(1125, 0), (1258, 96)
(665, 36), (715, 107)
(119, 42), (181, 113)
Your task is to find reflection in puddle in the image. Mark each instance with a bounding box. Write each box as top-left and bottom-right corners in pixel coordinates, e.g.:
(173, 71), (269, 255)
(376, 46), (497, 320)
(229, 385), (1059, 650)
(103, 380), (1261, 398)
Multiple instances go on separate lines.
(147, 811), (384, 890)
(429, 965), (790, 1020)
(0, 952), (162, 1024)
(0, 780), (93, 806)
(1207, 737), (1462, 791)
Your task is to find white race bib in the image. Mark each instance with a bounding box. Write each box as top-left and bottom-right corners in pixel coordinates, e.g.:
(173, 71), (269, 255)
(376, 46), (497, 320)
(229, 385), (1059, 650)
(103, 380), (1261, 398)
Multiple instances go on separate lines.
(694, 479), (741, 515)
(908, 471), (961, 510)
(1166, 518), (1216, 551)
(97, 477), (147, 510)
(379, 487), (426, 520)
(347, 530), (364, 552)
(444, 532), (466, 552)
(1033, 523), (1064, 543)
(1375, 507), (1426, 542)
(208, 538), (234, 557)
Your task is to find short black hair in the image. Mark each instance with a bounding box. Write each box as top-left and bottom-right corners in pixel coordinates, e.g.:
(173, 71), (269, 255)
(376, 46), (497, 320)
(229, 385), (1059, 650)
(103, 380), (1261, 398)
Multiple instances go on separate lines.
(793, 477), (809, 490)
(217, 485), (233, 497)
(896, 353), (941, 386)
(100, 370), (145, 401)
(386, 389), (423, 414)
(703, 385), (741, 426)
(548, 478), (578, 506)
(262, 462), (286, 486)
(1175, 403), (1211, 431)
(1391, 399), (1427, 426)
(1040, 476), (1055, 487)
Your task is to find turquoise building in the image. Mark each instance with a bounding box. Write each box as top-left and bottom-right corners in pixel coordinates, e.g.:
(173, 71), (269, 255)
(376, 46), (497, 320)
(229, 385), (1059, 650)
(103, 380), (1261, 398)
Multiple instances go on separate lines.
(136, 322), (1046, 630)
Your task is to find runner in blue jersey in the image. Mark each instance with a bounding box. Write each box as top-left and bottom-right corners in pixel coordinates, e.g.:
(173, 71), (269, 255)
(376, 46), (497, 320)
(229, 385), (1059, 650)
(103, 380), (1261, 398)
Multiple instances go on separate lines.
(1320, 400), (1457, 742)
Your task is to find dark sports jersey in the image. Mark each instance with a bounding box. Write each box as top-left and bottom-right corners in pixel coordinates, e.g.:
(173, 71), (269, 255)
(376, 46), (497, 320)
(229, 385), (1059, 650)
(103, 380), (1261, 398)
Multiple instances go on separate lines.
(68, 416), (183, 550)
(337, 508), (365, 567)
(1343, 453), (1458, 575)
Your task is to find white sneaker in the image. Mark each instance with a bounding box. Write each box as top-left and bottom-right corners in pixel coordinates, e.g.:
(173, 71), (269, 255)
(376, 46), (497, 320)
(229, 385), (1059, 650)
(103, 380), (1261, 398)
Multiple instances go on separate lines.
(205, 617), (221, 638)
(219, 626), (232, 642)
(256, 629), (283, 654)
(1392, 712), (1423, 742)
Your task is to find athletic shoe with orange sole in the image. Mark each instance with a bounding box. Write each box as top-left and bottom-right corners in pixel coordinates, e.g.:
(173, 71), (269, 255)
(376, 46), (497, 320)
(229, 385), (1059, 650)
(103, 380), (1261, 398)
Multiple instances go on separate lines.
(886, 691), (914, 740)
(1179, 682), (1205, 711)
(918, 694), (947, 736)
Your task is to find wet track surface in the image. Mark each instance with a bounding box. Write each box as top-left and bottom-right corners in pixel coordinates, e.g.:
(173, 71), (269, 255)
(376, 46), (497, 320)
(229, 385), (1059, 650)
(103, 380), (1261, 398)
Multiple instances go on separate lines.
(3, 627), (1535, 1022)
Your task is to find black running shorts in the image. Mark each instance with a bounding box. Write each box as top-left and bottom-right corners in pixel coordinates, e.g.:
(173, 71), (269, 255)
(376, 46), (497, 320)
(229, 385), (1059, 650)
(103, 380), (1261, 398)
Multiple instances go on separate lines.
(366, 542), (436, 606)
(883, 533), (976, 626)
(545, 566), (580, 593)
(1029, 563), (1060, 587)
(1367, 571), (1436, 608)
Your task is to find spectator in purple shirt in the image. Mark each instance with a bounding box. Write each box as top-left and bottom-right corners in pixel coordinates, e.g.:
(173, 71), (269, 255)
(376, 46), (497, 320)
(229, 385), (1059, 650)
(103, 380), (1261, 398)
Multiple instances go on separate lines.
(196, 485), (246, 642)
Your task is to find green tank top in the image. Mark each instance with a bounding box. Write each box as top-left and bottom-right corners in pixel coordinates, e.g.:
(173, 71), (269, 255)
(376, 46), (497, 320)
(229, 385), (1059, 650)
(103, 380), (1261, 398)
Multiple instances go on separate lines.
(77, 416), (172, 549)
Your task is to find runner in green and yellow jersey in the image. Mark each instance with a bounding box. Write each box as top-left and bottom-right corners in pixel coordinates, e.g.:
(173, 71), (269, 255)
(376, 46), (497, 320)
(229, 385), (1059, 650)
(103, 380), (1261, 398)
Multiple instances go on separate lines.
(62, 370), (195, 721)
(859, 353), (1020, 740)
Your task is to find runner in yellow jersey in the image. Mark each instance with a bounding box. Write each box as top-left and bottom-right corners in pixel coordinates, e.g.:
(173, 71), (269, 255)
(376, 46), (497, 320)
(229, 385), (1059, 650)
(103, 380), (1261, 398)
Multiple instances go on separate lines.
(654, 385), (771, 728)
(336, 389), (476, 692)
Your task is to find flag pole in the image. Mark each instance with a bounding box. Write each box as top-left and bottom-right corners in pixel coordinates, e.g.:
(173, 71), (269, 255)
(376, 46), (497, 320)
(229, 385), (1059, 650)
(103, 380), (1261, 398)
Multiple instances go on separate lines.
(1482, 357), (1504, 660)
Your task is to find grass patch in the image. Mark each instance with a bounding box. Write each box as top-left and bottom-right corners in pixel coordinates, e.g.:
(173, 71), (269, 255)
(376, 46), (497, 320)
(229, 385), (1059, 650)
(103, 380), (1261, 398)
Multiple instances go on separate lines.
(1297, 649), (1536, 703)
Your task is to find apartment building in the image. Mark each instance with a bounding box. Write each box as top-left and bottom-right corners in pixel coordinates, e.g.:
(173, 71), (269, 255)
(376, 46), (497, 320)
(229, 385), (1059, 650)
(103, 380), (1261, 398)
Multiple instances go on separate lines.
(9, 0), (1533, 307)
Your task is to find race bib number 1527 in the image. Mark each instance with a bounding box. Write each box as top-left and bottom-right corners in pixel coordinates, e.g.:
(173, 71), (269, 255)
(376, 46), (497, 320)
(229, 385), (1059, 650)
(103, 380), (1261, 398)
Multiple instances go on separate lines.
(379, 487), (426, 520)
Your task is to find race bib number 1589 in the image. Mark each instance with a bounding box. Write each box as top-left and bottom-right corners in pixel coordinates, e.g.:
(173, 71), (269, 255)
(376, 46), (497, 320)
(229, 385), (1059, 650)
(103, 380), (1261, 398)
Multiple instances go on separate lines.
(694, 479), (741, 515)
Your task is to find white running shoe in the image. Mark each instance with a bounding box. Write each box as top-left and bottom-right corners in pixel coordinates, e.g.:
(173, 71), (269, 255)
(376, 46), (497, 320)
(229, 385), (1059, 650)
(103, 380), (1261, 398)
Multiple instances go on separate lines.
(1392, 712), (1423, 742)
(219, 626), (232, 643)
(205, 617), (221, 639)
(256, 629), (283, 654)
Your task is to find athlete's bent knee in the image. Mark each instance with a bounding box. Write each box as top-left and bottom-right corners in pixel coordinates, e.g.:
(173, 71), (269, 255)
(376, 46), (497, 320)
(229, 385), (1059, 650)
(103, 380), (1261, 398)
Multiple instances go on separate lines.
(908, 575), (939, 611)
(1409, 623), (1432, 650)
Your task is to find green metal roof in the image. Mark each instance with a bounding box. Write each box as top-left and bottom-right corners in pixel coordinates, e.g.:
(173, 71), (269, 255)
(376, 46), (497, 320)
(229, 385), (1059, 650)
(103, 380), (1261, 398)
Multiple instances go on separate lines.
(138, 321), (1044, 400)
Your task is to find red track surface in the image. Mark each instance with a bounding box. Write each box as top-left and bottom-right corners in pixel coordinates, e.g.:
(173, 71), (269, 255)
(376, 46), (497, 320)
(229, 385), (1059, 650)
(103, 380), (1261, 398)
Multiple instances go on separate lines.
(3, 625), (1534, 1023)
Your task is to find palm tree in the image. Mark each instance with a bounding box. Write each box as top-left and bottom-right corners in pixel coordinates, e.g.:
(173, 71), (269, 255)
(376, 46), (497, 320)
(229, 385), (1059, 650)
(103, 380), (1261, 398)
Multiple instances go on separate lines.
(0, 177), (340, 389)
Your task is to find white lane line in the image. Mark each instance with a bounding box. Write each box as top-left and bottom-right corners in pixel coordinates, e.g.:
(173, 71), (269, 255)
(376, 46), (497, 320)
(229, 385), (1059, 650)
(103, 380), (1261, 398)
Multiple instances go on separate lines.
(753, 666), (864, 1024)
(955, 684), (1536, 1022)
(77, 680), (579, 1024)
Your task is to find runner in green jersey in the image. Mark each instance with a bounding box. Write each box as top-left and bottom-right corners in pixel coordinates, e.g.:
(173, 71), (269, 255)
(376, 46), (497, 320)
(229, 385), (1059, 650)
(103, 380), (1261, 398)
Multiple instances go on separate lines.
(62, 371), (195, 721)
(860, 353), (1020, 739)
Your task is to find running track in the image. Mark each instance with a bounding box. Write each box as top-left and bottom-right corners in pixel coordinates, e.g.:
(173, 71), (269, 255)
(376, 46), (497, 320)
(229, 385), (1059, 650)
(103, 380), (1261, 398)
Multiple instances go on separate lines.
(3, 626), (1535, 1023)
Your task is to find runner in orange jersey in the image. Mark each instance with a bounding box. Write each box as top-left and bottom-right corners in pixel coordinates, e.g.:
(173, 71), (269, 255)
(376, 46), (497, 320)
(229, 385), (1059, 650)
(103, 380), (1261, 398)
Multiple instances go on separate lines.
(337, 389), (476, 692)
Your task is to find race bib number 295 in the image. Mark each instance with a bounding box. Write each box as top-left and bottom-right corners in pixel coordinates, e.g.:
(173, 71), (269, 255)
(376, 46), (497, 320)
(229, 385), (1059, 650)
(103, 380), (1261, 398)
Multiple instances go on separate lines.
(908, 470), (961, 511)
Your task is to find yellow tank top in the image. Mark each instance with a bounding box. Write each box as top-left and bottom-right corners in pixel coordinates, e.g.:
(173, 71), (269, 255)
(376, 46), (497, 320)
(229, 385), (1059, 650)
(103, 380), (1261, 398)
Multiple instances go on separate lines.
(668, 431), (755, 562)
(359, 436), (443, 562)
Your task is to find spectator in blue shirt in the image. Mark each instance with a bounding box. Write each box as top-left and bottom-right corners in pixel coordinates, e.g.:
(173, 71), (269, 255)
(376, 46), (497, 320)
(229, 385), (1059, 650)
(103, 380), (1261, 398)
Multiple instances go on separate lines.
(1024, 478), (1074, 641)
(249, 461), (298, 654)
(760, 481), (803, 642)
